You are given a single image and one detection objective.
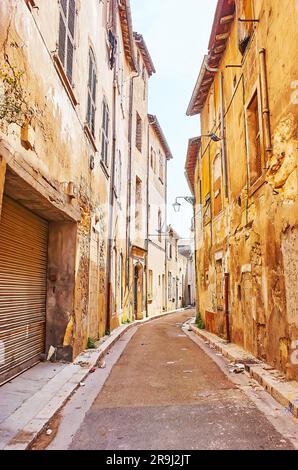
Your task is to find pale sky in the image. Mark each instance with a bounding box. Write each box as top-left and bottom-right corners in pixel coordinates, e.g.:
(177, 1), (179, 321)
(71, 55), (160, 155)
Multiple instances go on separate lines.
(130, 0), (218, 239)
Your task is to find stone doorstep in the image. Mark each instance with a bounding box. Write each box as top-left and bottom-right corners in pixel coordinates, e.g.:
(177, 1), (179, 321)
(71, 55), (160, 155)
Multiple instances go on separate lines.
(1, 308), (186, 451)
(189, 324), (298, 419)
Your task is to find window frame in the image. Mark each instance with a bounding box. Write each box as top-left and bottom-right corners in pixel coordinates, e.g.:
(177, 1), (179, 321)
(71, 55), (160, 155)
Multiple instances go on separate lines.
(86, 48), (97, 137)
(58, 0), (76, 85)
(245, 86), (264, 188)
(101, 98), (110, 169)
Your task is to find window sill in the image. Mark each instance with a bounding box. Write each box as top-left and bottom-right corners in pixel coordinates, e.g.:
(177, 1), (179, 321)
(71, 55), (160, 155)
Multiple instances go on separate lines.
(53, 54), (78, 108)
(248, 173), (266, 197)
(84, 125), (98, 152)
(100, 160), (110, 179)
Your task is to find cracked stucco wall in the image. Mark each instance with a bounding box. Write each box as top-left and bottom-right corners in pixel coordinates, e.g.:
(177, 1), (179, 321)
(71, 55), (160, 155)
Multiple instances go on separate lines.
(195, 0), (298, 379)
(0, 1), (112, 358)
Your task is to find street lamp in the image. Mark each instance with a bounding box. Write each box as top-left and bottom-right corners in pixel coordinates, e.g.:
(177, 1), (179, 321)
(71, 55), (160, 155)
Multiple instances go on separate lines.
(173, 196), (195, 213)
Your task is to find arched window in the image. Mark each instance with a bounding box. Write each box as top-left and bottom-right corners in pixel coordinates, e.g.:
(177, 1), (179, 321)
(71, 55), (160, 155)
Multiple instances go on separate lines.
(58, 0), (76, 83)
(86, 48), (97, 136)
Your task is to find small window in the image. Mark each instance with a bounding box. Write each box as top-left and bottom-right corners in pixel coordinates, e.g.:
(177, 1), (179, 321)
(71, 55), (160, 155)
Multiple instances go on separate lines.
(247, 92), (262, 185)
(158, 209), (162, 243)
(168, 272), (172, 300)
(159, 151), (164, 182)
(150, 147), (155, 170)
(169, 243), (172, 259)
(86, 48), (97, 136)
(136, 113), (142, 153)
(58, 0), (76, 83)
(101, 99), (109, 167)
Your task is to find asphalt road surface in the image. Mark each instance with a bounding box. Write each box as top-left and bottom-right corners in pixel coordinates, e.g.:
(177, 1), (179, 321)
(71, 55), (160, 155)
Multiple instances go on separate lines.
(49, 311), (297, 450)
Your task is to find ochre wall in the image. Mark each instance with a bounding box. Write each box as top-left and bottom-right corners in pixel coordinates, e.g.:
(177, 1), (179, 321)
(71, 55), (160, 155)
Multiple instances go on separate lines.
(195, 0), (298, 380)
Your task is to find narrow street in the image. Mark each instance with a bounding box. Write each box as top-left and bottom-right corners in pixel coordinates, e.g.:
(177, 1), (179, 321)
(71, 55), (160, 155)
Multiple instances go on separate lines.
(36, 311), (298, 451)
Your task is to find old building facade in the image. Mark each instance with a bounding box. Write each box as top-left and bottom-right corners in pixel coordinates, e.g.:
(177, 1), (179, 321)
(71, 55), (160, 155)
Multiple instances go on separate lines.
(186, 0), (298, 380)
(167, 226), (188, 311)
(0, 0), (175, 384)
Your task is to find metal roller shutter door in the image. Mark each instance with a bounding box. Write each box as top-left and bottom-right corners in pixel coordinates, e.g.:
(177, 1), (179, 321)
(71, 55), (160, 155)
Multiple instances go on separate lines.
(0, 196), (48, 385)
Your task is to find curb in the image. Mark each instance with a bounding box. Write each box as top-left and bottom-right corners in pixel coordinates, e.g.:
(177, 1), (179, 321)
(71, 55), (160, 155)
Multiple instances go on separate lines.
(189, 323), (298, 419)
(1, 308), (187, 450)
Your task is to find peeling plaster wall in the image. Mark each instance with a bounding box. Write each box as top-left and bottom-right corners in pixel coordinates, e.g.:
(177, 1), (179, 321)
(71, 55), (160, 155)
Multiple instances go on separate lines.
(0, 1), (113, 359)
(195, 0), (298, 379)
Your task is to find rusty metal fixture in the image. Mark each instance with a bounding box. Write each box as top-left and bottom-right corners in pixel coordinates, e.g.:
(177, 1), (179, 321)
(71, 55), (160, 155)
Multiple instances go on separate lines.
(259, 48), (272, 156)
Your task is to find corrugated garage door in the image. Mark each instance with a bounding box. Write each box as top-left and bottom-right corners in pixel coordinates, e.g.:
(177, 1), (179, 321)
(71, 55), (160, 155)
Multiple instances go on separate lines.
(0, 196), (48, 385)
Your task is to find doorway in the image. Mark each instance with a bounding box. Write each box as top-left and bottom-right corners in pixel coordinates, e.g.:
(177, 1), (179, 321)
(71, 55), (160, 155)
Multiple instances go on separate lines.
(134, 264), (143, 320)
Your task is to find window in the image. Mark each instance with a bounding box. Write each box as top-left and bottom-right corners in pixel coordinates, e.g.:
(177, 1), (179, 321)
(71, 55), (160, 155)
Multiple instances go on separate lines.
(58, 0), (76, 83)
(159, 151), (164, 182)
(135, 177), (142, 232)
(169, 243), (172, 259)
(86, 48), (97, 136)
(168, 272), (172, 300)
(148, 270), (153, 299)
(136, 113), (142, 153)
(101, 99), (109, 167)
(213, 153), (222, 216)
(247, 92), (262, 185)
(150, 147), (155, 170)
(158, 209), (162, 243)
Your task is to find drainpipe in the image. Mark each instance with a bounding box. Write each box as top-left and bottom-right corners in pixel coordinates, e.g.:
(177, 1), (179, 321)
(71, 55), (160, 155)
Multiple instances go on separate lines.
(145, 117), (152, 318)
(165, 155), (168, 312)
(259, 48), (272, 157)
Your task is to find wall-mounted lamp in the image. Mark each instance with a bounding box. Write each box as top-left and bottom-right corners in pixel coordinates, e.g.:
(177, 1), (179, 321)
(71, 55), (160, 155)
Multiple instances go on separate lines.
(201, 133), (221, 142)
(173, 196), (195, 213)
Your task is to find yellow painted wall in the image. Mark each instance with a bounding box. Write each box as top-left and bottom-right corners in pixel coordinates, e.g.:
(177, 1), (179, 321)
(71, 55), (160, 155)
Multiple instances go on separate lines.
(194, 0), (298, 379)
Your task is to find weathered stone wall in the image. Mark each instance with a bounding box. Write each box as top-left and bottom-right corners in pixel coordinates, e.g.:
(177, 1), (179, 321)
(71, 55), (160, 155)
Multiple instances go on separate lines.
(0, 0), (113, 359)
(195, 0), (298, 379)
